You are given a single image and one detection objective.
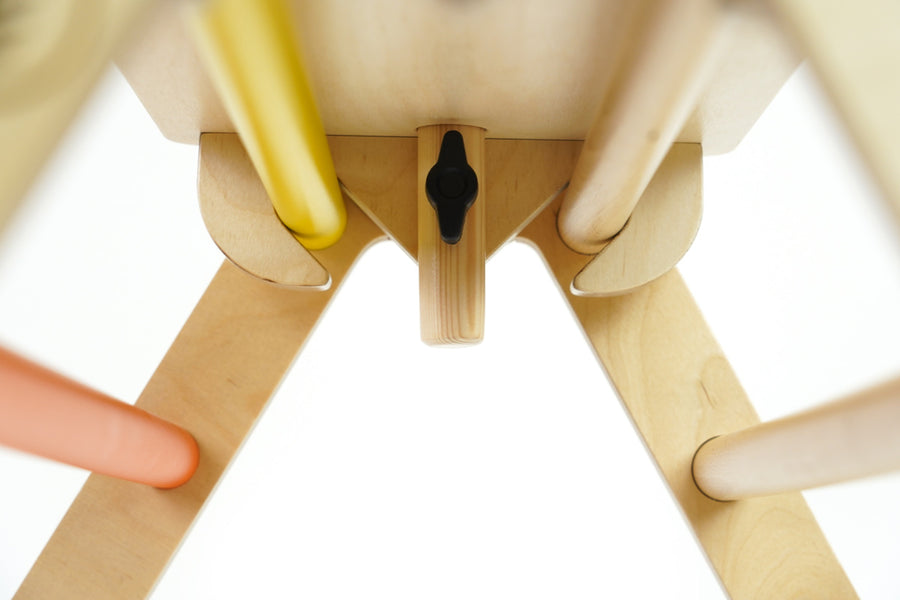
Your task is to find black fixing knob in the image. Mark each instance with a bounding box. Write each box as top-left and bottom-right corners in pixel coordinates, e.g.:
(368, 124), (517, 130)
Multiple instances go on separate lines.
(425, 130), (478, 245)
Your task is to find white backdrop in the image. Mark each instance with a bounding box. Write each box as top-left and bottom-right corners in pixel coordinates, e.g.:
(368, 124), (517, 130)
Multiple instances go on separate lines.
(1, 63), (899, 599)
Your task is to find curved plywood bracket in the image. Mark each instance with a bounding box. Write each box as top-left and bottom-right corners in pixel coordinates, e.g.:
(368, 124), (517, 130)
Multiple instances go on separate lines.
(198, 133), (331, 289)
(330, 136), (581, 261)
(1, 0), (150, 236)
(572, 143), (702, 297)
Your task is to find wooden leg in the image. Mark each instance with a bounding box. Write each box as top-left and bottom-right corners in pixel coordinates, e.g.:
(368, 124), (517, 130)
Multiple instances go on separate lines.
(519, 198), (857, 600)
(14, 200), (383, 600)
(0, 0), (149, 235)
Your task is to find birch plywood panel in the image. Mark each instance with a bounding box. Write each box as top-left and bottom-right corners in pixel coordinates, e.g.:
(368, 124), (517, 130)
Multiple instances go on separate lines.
(119, 0), (797, 153)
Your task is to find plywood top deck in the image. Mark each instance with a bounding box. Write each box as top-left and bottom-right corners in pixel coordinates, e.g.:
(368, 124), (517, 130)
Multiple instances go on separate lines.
(119, 0), (798, 155)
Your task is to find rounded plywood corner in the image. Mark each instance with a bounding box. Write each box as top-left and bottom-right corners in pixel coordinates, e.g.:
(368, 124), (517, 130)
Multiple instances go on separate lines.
(571, 143), (702, 297)
(198, 133), (331, 289)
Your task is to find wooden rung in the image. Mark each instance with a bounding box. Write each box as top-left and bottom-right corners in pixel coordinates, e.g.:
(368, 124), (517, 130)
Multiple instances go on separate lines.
(692, 376), (900, 501)
(557, 0), (727, 254)
(0, 346), (197, 489)
(189, 0), (346, 249)
(769, 0), (900, 233)
(417, 125), (486, 346)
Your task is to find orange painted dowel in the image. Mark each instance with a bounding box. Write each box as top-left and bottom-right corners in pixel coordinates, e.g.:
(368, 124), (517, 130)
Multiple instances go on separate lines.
(0, 347), (198, 488)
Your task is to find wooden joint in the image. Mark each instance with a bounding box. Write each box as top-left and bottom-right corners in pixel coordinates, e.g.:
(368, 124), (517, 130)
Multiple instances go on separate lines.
(571, 143), (702, 297)
(190, 0), (346, 250)
(0, 346), (198, 489)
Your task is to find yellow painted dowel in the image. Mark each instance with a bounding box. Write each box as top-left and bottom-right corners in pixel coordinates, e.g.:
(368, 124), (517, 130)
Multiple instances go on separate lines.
(693, 376), (900, 501)
(190, 0), (346, 249)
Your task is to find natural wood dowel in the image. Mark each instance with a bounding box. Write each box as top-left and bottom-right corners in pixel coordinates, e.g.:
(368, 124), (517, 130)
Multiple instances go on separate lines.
(418, 125), (486, 345)
(0, 346), (198, 489)
(190, 0), (346, 249)
(557, 0), (727, 254)
(693, 376), (900, 501)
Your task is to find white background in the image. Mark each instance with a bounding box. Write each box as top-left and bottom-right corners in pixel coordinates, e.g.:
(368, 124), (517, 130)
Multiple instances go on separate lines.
(1, 63), (900, 598)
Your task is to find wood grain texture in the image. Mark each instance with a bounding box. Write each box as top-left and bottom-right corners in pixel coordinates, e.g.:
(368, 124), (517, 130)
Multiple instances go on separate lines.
(418, 125), (485, 345)
(118, 0), (796, 154)
(519, 199), (857, 600)
(331, 137), (580, 261)
(200, 133), (573, 291)
(0, 0), (149, 235)
(572, 143), (702, 296)
(15, 201), (383, 600)
(693, 375), (900, 501)
(329, 136), (418, 259)
(557, 0), (724, 252)
(769, 0), (900, 232)
(199, 133), (330, 288)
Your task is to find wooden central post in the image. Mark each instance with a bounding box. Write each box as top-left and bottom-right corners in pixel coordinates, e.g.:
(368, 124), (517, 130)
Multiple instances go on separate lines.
(418, 125), (486, 346)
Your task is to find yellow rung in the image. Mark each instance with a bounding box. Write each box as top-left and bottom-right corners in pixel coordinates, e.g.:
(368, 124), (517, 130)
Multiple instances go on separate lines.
(190, 0), (345, 250)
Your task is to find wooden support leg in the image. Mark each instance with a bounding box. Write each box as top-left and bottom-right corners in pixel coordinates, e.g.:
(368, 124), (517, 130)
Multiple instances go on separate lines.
(14, 200), (383, 600)
(519, 199), (857, 599)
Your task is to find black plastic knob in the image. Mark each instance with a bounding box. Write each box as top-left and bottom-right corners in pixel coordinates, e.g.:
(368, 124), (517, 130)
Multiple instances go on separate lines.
(425, 130), (478, 245)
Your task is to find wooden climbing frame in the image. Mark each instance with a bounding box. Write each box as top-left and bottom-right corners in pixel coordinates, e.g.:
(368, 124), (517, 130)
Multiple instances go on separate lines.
(2, 1), (900, 598)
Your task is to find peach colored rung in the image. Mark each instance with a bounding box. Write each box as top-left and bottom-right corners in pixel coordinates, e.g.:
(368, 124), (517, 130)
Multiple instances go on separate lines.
(0, 346), (198, 488)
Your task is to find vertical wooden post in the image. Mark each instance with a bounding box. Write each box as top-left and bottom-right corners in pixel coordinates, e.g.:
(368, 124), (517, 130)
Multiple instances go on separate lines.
(418, 125), (486, 346)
